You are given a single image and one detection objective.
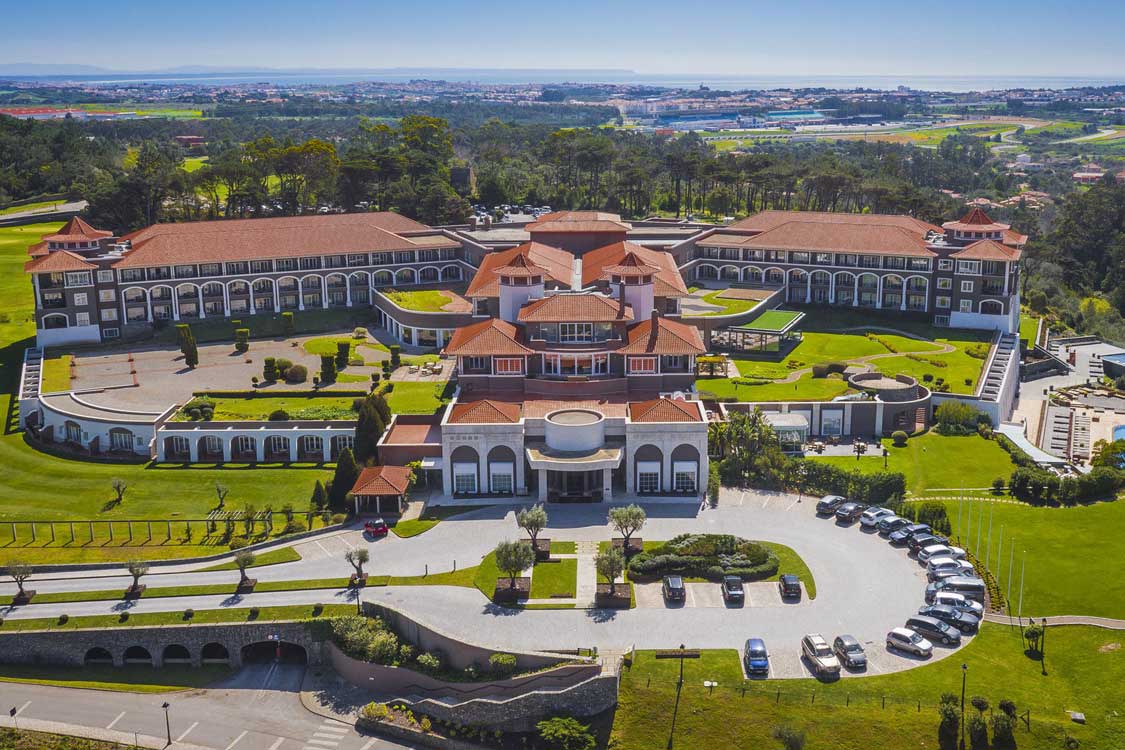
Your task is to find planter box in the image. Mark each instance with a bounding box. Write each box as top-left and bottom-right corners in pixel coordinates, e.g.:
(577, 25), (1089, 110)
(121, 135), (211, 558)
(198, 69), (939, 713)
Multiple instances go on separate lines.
(350, 573), (369, 587)
(236, 578), (257, 594)
(612, 537), (644, 556)
(533, 538), (551, 561)
(11, 590), (35, 605)
(595, 583), (631, 609)
(492, 577), (530, 604)
(123, 584), (146, 599)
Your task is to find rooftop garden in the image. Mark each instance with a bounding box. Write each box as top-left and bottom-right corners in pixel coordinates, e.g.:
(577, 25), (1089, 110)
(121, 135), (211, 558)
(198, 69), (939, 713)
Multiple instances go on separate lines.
(688, 289), (765, 316)
(383, 289), (459, 312)
(174, 394), (362, 422)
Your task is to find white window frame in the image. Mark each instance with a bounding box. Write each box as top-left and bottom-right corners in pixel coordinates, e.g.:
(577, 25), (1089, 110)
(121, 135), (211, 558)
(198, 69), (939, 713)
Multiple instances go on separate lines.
(75, 312), (90, 326)
(465, 356), (488, 371)
(628, 356), (658, 375)
(493, 357), (524, 375)
(936, 296), (951, 309)
(559, 322), (593, 343)
(102, 327), (120, 339)
(936, 278), (952, 290)
(65, 271), (92, 287)
(938, 259), (953, 271)
(959, 299), (973, 312)
(97, 270), (114, 283)
(98, 289), (116, 302)
(72, 292), (88, 306)
(956, 260), (981, 275)
(453, 462), (478, 495)
(960, 280), (974, 293)
(489, 462), (514, 494)
(99, 307), (118, 322)
(637, 461), (661, 493)
(673, 461), (697, 493)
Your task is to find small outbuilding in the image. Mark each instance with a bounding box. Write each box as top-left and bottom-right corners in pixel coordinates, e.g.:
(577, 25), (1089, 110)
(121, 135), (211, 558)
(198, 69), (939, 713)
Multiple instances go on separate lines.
(350, 465), (413, 515)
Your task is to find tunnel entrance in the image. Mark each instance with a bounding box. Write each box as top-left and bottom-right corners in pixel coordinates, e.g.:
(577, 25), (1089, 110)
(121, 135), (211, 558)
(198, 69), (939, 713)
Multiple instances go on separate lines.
(240, 641), (308, 665)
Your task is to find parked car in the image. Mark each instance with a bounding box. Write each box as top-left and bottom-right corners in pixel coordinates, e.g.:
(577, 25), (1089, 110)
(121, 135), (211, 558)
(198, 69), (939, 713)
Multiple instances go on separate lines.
(930, 565), (977, 583)
(860, 507), (895, 528)
(801, 634), (841, 676)
(907, 532), (949, 553)
(918, 604), (981, 633)
(722, 576), (745, 603)
(917, 544), (967, 563)
(889, 523), (930, 546)
(816, 495), (848, 515)
(778, 574), (802, 599)
(835, 502), (867, 523)
(662, 575), (686, 602)
(363, 518), (389, 536)
(877, 516), (911, 535)
(925, 576), (987, 603)
(832, 634), (867, 669)
(886, 627), (933, 657)
(743, 638), (770, 676)
(905, 615), (962, 645)
(933, 591), (985, 616)
(927, 557), (975, 580)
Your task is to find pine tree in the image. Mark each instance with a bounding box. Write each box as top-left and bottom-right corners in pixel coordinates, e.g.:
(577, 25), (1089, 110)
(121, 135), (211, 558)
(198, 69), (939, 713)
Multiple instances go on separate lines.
(310, 480), (328, 510)
(335, 341), (350, 369)
(181, 327), (199, 369)
(330, 448), (360, 506)
(320, 354), (337, 383)
(353, 399), (386, 464)
(370, 392), (392, 425)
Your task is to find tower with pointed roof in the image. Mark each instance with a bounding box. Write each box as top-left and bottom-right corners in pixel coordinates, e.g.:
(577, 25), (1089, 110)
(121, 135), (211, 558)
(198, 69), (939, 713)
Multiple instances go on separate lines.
(496, 253), (547, 323)
(601, 250), (658, 321)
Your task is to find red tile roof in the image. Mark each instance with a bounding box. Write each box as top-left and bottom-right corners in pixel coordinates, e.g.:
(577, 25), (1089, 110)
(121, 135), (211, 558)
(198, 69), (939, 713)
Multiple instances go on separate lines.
(728, 210), (941, 236)
(621, 315), (707, 355)
(517, 293), (634, 323)
(629, 398), (703, 423)
(526, 211), (631, 233)
(465, 242), (575, 297)
(351, 465), (413, 496)
(444, 318), (533, 356)
(42, 217), (113, 242)
(448, 399), (523, 424)
(950, 239), (1022, 261)
(493, 252), (547, 278)
(598, 250), (661, 276)
(112, 213), (448, 268)
(941, 207), (1009, 233)
(24, 250), (97, 273)
(701, 221), (935, 257)
(582, 241), (689, 297)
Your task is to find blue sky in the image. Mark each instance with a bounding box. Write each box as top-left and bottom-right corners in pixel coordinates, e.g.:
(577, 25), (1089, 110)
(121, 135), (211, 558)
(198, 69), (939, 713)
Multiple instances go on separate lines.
(5, 0), (1125, 76)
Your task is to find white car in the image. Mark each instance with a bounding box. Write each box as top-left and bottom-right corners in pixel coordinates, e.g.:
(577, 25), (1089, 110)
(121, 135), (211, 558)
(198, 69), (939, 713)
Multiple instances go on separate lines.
(927, 556), (975, 576)
(917, 544), (967, 563)
(859, 507), (895, 528)
(886, 627), (933, 657)
(800, 634), (841, 676)
(934, 591), (985, 616)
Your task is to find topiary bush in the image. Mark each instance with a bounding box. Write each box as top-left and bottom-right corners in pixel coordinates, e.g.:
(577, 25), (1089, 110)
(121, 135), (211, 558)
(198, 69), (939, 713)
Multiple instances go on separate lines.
(269, 409), (291, 421)
(811, 364), (829, 378)
(891, 430), (908, 447)
(489, 652), (517, 676)
(285, 364), (308, 383)
(627, 534), (778, 581)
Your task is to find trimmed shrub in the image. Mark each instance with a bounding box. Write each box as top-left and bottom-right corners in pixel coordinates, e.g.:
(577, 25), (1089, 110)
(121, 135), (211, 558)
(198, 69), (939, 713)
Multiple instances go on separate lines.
(891, 430), (908, 447)
(320, 354), (337, 383)
(489, 652), (518, 676)
(234, 328), (250, 353)
(389, 344), (401, 368)
(269, 409), (291, 421)
(228, 537), (249, 550)
(811, 364), (829, 378)
(281, 311), (294, 335)
(352, 327), (367, 339)
(415, 652), (442, 673)
(283, 518), (307, 534)
(262, 357), (279, 382)
(285, 364), (308, 383)
(627, 534), (778, 580)
(336, 341), (350, 369)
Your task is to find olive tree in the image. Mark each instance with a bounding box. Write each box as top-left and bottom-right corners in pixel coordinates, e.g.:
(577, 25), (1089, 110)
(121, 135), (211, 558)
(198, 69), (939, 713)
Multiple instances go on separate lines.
(494, 540), (535, 589)
(234, 549), (256, 585)
(126, 560), (149, 591)
(595, 548), (625, 596)
(517, 504), (549, 545)
(345, 546), (370, 577)
(608, 504), (646, 544)
(5, 560), (32, 597)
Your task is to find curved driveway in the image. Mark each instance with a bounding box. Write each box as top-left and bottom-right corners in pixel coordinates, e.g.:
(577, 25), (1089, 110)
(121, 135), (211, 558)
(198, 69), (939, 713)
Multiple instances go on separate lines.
(1, 489), (970, 678)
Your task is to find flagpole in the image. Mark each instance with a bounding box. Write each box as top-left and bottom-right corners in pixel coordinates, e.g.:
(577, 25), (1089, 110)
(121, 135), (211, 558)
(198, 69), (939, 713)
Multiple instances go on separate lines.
(1007, 540), (1015, 611)
(996, 526), (1004, 584)
(976, 500), (984, 557)
(986, 501), (994, 571)
(1018, 551), (1026, 618)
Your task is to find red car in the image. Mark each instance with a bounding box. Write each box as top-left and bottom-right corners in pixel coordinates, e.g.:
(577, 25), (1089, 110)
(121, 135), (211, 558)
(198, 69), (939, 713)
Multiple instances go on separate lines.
(364, 518), (389, 537)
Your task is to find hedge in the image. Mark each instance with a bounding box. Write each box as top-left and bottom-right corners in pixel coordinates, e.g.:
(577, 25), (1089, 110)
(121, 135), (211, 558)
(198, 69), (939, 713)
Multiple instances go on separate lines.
(626, 534), (779, 581)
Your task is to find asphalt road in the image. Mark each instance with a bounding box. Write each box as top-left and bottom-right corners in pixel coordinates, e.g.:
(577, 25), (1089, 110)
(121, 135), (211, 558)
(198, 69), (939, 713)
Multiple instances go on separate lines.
(0, 664), (414, 750)
(0, 489), (970, 678)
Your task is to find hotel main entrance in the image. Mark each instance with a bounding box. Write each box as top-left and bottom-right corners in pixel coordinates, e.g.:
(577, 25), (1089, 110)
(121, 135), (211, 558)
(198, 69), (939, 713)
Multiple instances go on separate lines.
(544, 469), (606, 502)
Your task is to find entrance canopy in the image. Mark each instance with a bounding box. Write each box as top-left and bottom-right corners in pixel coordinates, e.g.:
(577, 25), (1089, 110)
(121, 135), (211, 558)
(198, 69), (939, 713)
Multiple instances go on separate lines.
(525, 445), (623, 472)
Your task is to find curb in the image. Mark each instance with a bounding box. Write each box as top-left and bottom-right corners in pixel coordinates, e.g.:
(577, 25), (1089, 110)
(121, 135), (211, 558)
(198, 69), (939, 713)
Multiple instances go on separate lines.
(0, 715), (213, 750)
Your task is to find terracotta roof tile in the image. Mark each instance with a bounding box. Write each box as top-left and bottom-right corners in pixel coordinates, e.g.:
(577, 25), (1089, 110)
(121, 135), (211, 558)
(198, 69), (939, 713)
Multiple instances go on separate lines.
(950, 239), (1022, 261)
(728, 210), (941, 235)
(24, 250), (97, 273)
(444, 318), (533, 356)
(621, 315), (707, 355)
(466, 242), (575, 297)
(629, 398), (703, 423)
(42, 217), (114, 242)
(701, 221), (936, 257)
(517, 293), (634, 323)
(526, 211), (631, 233)
(941, 207), (1009, 233)
(351, 465), (413, 496)
(112, 213), (449, 268)
(494, 253), (547, 278)
(448, 399), (523, 424)
(582, 241), (689, 297)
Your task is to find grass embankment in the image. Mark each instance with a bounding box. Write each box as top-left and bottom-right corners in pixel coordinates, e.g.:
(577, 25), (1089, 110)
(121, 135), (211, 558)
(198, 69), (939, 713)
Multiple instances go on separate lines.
(810, 432), (1017, 494)
(175, 394), (360, 421)
(383, 290), (455, 312)
(1020, 313), (1041, 348)
(0, 603), (354, 632)
(0, 200), (67, 216)
(20, 576), (353, 606)
(39, 354), (71, 392)
(695, 290), (762, 316)
(612, 624), (1121, 750)
(0, 664), (230, 693)
(198, 546), (302, 571)
(391, 506), (486, 538)
(700, 372), (851, 402)
(383, 381), (453, 414)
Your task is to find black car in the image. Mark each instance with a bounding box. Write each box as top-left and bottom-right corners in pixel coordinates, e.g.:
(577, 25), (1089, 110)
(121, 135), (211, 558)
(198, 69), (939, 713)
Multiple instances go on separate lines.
(889, 523), (931, 546)
(907, 532), (949, 553)
(778, 574), (802, 599)
(905, 615), (963, 646)
(721, 575), (745, 603)
(834, 502), (867, 523)
(918, 604), (980, 633)
(815, 495), (848, 515)
(832, 634), (867, 669)
(877, 516), (911, 535)
(662, 575), (686, 602)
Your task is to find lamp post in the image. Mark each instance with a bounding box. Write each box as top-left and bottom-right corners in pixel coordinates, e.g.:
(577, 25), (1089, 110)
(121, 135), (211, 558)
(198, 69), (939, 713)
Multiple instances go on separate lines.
(959, 664), (967, 750)
(882, 447), (888, 469)
(162, 702), (171, 746)
(678, 644), (686, 687)
(1041, 618), (1048, 675)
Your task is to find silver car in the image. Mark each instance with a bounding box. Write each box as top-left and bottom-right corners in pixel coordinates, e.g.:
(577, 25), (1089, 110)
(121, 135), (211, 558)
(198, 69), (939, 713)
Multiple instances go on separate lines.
(934, 591), (985, 616)
(886, 627), (933, 657)
(918, 544), (967, 563)
(860, 507), (895, 528)
(927, 556), (975, 576)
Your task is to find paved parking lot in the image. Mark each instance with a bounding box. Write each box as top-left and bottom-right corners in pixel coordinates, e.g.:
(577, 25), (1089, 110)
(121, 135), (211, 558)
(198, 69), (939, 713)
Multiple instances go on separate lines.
(635, 581), (793, 609)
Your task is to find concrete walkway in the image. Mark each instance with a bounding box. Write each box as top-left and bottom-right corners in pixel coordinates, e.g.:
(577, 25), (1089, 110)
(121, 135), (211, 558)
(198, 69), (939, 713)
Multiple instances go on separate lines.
(983, 613), (1125, 630)
(574, 541), (599, 608)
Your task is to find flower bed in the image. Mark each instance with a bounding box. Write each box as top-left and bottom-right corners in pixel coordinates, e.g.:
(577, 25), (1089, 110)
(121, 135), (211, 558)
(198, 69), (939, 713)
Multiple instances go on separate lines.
(626, 534), (778, 581)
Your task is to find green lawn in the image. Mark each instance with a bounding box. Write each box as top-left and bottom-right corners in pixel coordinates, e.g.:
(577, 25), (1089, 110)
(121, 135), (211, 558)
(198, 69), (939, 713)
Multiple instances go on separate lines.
(810, 431), (1017, 494)
(0, 664), (231, 693)
(384, 381), (453, 414)
(613, 624), (1122, 750)
(731, 331), (887, 379)
(181, 156), (209, 172)
(382, 289), (454, 312)
(39, 354), (71, 392)
(176, 394), (361, 421)
(198, 546), (301, 571)
(530, 558), (578, 599)
(0, 603), (353, 633)
(746, 310), (803, 332)
(0, 200), (66, 216)
(697, 372), (851, 401)
(0, 728), (138, 750)
(1020, 312), (1041, 348)
(693, 290), (762, 316)
(154, 309), (368, 345)
(391, 505), (486, 538)
(550, 541), (577, 554)
(23, 576), (352, 606)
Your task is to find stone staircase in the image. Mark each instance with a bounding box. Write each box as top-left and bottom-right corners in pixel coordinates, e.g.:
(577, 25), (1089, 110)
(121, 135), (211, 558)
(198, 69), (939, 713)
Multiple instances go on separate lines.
(980, 333), (1018, 401)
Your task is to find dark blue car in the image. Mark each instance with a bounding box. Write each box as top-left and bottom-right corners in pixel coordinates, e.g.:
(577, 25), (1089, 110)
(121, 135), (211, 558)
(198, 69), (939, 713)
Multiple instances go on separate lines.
(743, 638), (770, 676)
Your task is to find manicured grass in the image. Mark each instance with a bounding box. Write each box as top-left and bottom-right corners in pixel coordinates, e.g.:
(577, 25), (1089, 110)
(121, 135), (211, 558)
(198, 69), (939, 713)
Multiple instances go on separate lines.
(0, 728), (140, 750)
(697, 372), (851, 401)
(694, 290), (761, 316)
(761, 542), (816, 599)
(302, 335), (358, 358)
(550, 541), (577, 554)
(39, 354), (71, 393)
(1020, 312), (1040, 347)
(23, 576), (352, 606)
(0, 603), (353, 632)
(181, 156), (209, 172)
(176, 394), (360, 421)
(745, 310), (802, 332)
(0, 664), (231, 693)
(810, 431), (1017, 494)
(732, 331), (888, 379)
(198, 546), (302, 571)
(153, 309), (368, 345)
(383, 289), (455, 312)
(384, 381), (453, 414)
(391, 505), (486, 538)
(612, 624), (1121, 750)
(530, 558), (577, 599)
